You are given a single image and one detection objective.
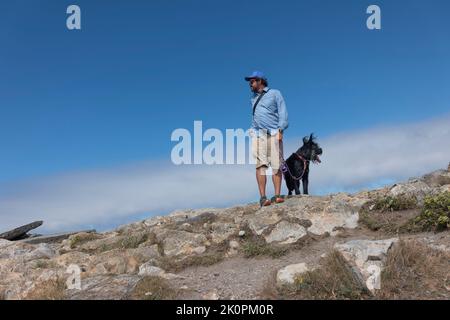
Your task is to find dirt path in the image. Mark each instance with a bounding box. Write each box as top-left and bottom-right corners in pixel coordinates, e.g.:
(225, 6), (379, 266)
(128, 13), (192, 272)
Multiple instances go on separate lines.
(172, 228), (384, 299)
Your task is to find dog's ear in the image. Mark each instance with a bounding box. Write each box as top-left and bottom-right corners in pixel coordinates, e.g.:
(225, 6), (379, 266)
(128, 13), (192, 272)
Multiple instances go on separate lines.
(303, 136), (309, 144)
(309, 133), (314, 142)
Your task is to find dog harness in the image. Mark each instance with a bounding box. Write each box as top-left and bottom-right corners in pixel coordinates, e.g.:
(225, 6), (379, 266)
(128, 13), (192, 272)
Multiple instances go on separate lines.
(279, 142), (308, 181)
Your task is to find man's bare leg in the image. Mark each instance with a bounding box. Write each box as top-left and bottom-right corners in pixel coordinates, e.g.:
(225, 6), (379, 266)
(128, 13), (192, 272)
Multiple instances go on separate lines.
(272, 169), (282, 196)
(256, 166), (268, 197)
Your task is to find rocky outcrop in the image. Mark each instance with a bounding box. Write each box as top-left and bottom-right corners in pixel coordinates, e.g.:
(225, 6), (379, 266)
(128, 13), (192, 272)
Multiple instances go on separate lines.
(0, 221), (43, 241)
(389, 170), (450, 205)
(0, 168), (449, 300)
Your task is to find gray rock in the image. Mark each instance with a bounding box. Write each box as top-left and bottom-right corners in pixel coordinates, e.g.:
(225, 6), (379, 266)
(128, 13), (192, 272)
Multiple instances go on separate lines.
(246, 212), (281, 235)
(0, 239), (12, 249)
(130, 244), (161, 260)
(0, 221), (43, 241)
(388, 180), (431, 204)
(277, 263), (309, 285)
(334, 238), (398, 292)
(23, 243), (56, 261)
(264, 221), (307, 244)
(138, 263), (181, 280)
(20, 230), (96, 245)
(258, 195), (359, 236)
(138, 263), (165, 277)
(0, 242), (33, 260)
(183, 212), (217, 225)
(227, 240), (240, 257)
(209, 222), (237, 244)
(156, 230), (207, 256)
(143, 216), (164, 228)
(192, 246), (206, 255)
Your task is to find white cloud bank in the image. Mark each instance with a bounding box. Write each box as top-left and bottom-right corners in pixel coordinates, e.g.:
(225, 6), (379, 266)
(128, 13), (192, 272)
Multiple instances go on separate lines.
(1, 115), (449, 233)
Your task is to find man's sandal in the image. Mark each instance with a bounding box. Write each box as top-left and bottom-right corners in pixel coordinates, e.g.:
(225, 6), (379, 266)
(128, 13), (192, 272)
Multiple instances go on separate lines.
(259, 196), (272, 207)
(271, 195), (285, 204)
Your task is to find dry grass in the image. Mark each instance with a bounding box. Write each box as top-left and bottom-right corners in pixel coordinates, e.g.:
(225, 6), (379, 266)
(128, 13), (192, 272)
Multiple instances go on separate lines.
(359, 194), (422, 234)
(156, 242), (228, 272)
(359, 209), (420, 234)
(377, 240), (450, 299)
(259, 270), (280, 300)
(359, 211), (384, 231)
(290, 251), (370, 299)
(240, 235), (289, 259)
(97, 232), (151, 253)
(69, 232), (101, 249)
(25, 279), (66, 300)
(369, 195), (418, 212)
(271, 251), (371, 300)
(236, 219), (317, 259)
(32, 259), (57, 269)
(263, 241), (450, 300)
(128, 276), (179, 300)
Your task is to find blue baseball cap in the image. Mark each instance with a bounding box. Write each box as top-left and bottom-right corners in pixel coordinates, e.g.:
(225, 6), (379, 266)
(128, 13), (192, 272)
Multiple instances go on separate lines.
(245, 71), (267, 81)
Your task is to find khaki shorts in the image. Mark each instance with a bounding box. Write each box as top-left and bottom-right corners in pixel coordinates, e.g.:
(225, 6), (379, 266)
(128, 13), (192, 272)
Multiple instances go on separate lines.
(252, 134), (282, 171)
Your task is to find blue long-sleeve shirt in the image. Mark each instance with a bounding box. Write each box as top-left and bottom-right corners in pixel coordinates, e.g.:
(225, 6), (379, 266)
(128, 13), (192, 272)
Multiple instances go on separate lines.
(250, 87), (289, 136)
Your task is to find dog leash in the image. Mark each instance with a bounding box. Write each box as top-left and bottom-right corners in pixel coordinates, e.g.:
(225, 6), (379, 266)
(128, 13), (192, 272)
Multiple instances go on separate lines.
(279, 140), (308, 181)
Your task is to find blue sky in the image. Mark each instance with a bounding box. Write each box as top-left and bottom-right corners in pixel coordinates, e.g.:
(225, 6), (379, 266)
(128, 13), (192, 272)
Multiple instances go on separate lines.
(0, 0), (449, 232)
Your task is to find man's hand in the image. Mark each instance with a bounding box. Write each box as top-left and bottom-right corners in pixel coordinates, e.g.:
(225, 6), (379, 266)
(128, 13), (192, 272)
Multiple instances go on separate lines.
(277, 130), (283, 141)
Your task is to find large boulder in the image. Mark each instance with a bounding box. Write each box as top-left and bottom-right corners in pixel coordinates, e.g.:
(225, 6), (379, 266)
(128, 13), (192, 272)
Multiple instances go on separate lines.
(272, 196), (359, 236)
(334, 238), (398, 292)
(245, 211), (282, 236)
(264, 221), (307, 244)
(388, 180), (431, 204)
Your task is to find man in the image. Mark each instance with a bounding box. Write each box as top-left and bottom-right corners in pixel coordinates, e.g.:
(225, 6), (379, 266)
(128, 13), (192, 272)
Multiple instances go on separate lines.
(245, 71), (289, 207)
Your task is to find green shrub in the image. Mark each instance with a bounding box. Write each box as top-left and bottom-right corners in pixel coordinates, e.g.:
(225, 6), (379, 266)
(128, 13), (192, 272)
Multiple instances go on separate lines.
(410, 192), (450, 232)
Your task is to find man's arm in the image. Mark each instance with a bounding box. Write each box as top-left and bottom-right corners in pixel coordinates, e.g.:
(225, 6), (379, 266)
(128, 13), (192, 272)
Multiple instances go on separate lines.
(276, 91), (289, 132)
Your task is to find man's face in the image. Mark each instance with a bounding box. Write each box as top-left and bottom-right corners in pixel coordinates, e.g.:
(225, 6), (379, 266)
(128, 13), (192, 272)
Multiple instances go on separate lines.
(249, 78), (261, 93)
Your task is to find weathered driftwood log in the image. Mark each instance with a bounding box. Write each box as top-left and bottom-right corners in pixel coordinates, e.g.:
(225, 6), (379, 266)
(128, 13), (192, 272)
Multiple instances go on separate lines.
(20, 229), (97, 244)
(0, 221), (43, 241)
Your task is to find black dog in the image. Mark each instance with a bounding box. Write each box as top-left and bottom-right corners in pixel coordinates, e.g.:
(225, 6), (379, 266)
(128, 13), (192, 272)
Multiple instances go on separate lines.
(283, 134), (323, 195)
